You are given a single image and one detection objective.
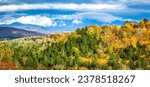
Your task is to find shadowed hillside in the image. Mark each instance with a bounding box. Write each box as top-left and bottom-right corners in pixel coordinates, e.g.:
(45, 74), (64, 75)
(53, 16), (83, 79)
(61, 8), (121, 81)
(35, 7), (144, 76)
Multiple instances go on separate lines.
(0, 27), (45, 39)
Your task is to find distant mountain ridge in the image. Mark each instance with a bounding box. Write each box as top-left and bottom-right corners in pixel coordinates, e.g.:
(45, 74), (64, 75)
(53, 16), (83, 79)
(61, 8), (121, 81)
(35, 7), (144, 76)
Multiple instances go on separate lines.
(0, 27), (45, 39)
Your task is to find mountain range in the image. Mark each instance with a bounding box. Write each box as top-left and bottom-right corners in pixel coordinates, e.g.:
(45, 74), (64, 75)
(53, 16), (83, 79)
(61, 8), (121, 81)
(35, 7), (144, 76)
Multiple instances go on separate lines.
(0, 27), (45, 39)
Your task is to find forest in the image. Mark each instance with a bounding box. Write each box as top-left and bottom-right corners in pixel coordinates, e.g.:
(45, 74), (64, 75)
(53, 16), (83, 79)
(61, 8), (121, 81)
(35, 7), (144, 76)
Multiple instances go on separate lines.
(0, 19), (150, 70)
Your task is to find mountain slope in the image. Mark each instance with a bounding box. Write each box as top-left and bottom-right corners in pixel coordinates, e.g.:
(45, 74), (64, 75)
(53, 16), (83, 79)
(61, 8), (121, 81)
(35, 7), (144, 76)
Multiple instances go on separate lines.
(0, 27), (45, 38)
(0, 19), (150, 70)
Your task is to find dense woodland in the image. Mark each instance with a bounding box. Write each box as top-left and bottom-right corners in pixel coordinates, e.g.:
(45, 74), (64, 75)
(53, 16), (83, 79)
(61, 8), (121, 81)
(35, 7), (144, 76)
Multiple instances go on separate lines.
(0, 19), (150, 70)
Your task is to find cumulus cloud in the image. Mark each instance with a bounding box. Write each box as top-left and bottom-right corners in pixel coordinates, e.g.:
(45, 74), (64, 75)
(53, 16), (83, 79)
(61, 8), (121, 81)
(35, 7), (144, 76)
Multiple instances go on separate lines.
(0, 3), (126, 12)
(72, 19), (82, 24)
(0, 12), (134, 27)
(0, 15), (57, 27)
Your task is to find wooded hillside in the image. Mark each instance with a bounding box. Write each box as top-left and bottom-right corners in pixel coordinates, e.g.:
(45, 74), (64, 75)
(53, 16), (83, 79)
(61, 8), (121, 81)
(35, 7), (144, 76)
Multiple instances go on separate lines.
(0, 19), (150, 70)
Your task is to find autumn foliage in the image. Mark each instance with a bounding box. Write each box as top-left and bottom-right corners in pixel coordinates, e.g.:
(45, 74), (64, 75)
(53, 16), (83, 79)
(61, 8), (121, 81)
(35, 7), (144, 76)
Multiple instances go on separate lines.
(0, 19), (150, 70)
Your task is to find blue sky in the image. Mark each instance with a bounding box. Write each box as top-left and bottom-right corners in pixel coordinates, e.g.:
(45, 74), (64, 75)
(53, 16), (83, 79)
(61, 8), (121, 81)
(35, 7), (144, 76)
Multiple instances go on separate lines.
(0, 0), (150, 33)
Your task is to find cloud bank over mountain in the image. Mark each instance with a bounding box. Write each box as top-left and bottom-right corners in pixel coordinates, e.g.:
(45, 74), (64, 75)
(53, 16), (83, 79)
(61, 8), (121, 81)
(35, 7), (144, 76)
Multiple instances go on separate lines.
(0, 0), (149, 33)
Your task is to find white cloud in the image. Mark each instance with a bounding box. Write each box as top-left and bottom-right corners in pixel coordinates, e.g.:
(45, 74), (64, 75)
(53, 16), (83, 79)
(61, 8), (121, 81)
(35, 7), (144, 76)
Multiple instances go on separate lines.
(0, 12), (134, 27)
(0, 3), (126, 12)
(0, 0), (16, 3)
(119, 0), (150, 5)
(57, 20), (66, 27)
(59, 23), (66, 27)
(92, 0), (150, 5)
(72, 19), (82, 24)
(52, 12), (133, 23)
(0, 15), (57, 27)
